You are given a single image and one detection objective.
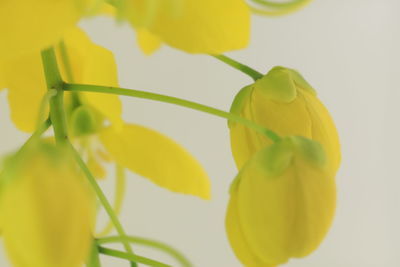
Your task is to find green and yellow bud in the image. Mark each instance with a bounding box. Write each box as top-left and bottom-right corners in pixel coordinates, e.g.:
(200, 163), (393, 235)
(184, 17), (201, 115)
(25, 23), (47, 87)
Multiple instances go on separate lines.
(70, 105), (103, 137)
(0, 142), (95, 267)
(226, 137), (336, 266)
(229, 66), (340, 174)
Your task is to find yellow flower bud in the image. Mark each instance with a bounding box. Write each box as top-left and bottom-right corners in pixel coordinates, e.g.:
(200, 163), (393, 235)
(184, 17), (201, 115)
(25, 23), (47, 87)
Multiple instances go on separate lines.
(0, 143), (95, 267)
(226, 137), (336, 266)
(229, 66), (340, 175)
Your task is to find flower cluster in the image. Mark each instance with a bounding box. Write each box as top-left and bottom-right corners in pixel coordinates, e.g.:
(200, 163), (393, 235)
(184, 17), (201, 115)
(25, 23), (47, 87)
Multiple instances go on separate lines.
(0, 1), (340, 267)
(226, 66), (340, 266)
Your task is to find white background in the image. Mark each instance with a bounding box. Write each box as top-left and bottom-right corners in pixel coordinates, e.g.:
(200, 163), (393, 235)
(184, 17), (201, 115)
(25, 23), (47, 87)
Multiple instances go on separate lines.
(1, 0), (399, 266)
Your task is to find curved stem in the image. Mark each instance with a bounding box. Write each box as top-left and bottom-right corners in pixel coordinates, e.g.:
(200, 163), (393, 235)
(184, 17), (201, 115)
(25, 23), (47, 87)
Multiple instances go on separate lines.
(97, 165), (126, 237)
(63, 83), (281, 143)
(98, 246), (171, 267)
(68, 142), (138, 267)
(212, 55), (263, 81)
(249, 0), (313, 16)
(251, 0), (311, 8)
(42, 46), (137, 267)
(98, 236), (192, 267)
(17, 119), (51, 155)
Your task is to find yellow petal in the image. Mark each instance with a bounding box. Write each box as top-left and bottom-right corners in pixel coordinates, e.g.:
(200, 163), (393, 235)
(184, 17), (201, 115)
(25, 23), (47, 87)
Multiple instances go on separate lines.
(0, 0), (91, 59)
(98, 3), (116, 16)
(1, 54), (47, 132)
(0, 71), (5, 90)
(59, 28), (123, 129)
(1, 143), (95, 267)
(301, 92), (341, 175)
(230, 67), (340, 174)
(231, 139), (336, 264)
(100, 123), (211, 199)
(226, 193), (276, 267)
(87, 154), (107, 179)
(136, 29), (162, 55)
(126, 0), (250, 54)
(0, 27), (122, 133)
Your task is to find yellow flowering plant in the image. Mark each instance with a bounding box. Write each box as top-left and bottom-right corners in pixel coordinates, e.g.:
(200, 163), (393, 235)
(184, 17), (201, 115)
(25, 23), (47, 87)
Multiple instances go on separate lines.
(0, 0), (341, 266)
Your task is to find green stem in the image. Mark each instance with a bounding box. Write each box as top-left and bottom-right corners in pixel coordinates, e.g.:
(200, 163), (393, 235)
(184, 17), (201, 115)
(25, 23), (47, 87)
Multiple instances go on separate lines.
(251, 0), (310, 8)
(98, 246), (171, 267)
(42, 46), (136, 267)
(58, 40), (82, 108)
(98, 236), (192, 267)
(97, 165), (126, 237)
(86, 240), (102, 267)
(27, 118), (51, 145)
(212, 55), (263, 81)
(63, 83), (281, 143)
(68, 142), (138, 267)
(59, 41), (75, 83)
(17, 119), (51, 155)
(41, 48), (68, 144)
(250, 0), (313, 16)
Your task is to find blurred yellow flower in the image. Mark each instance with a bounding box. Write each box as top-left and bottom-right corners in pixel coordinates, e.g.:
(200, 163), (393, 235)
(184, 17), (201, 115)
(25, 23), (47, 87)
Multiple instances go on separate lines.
(229, 66), (341, 175)
(0, 27), (210, 199)
(226, 136), (336, 266)
(0, 142), (95, 267)
(0, 0), (93, 59)
(113, 0), (250, 54)
(0, 27), (122, 133)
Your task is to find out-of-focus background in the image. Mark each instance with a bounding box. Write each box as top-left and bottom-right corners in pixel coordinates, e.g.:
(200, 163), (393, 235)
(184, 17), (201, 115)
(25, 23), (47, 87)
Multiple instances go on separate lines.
(1, 0), (399, 266)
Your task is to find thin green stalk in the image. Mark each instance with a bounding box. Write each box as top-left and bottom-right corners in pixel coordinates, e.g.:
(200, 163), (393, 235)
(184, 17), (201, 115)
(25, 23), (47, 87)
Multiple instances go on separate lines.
(58, 40), (82, 107)
(212, 55), (263, 81)
(59, 41), (75, 83)
(250, 0), (313, 16)
(63, 83), (281, 143)
(98, 236), (192, 267)
(86, 240), (102, 267)
(17, 119), (51, 155)
(68, 142), (138, 267)
(41, 48), (68, 144)
(97, 165), (126, 237)
(42, 46), (137, 266)
(98, 246), (171, 267)
(28, 118), (51, 144)
(251, 0), (310, 8)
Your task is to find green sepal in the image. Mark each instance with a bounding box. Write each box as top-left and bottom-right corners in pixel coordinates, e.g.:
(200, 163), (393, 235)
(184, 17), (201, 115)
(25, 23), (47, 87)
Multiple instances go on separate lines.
(258, 140), (294, 177)
(240, 140), (294, 179)
(230, 141), (294, 193)
(255, 66), (297, 103)
(228, 85), (253, 128)
(289, 136), (326, 168)
(288, 68), (316, 95)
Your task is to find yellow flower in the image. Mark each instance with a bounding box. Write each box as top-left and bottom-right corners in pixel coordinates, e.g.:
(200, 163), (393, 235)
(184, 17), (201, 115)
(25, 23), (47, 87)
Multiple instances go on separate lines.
(0, 142), (95, 267)
(0, 0), (93, 59)
(0, 27), (122, 133)
(226, 136), (336, 266)
(229, 66), (341, 175)
(113, 0), (250, 54)
(0, 27), (210, 199)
